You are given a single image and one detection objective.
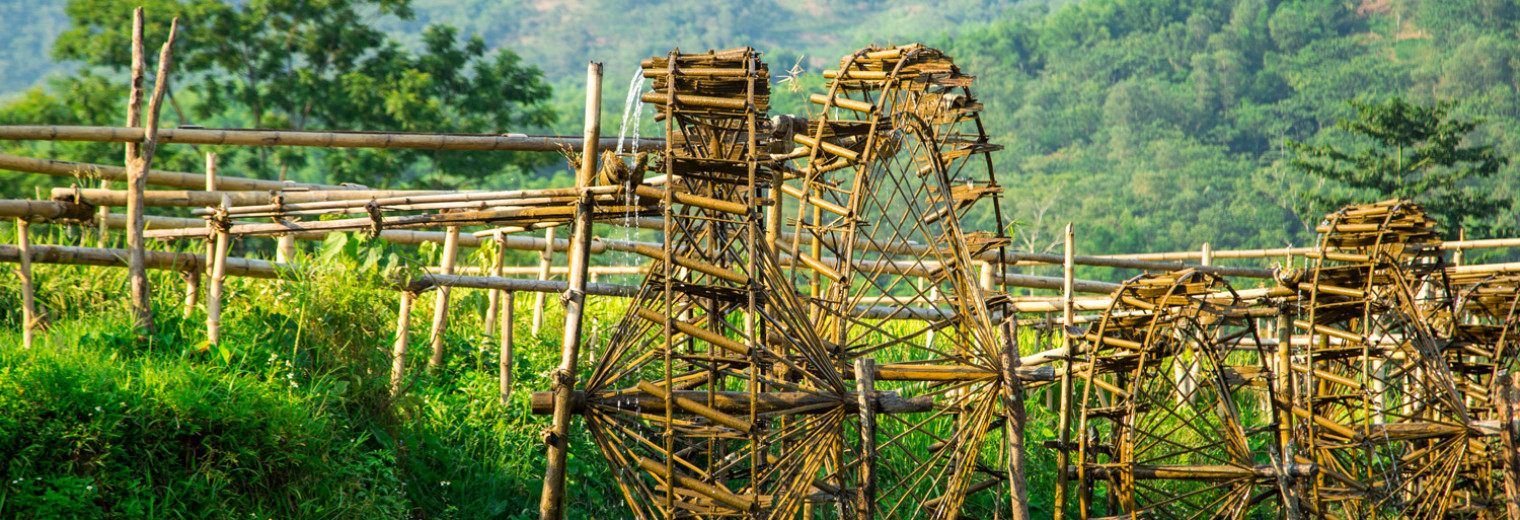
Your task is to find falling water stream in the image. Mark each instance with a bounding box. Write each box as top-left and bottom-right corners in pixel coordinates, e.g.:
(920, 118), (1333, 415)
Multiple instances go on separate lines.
(612, 68), (648, 286)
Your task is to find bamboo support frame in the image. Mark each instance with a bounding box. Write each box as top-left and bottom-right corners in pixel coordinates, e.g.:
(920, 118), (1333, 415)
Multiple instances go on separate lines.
(0, 125), (663, 153)
(15, 219), (36, 348)
(427, 226), (460, 372)
(532, 227), (556, 335)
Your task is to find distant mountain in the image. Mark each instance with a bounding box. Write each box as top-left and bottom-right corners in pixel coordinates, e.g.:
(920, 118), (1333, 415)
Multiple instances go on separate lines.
(0, 1), (70, 97)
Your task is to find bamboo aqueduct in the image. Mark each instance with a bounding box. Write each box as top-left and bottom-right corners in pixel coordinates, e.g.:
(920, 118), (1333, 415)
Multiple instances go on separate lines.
(2, 11), (1520, 520)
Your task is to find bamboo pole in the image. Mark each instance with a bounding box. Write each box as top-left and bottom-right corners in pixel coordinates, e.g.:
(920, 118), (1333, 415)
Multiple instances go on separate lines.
(1276, 311), (1303, 519)
(427, 226), (461, 372)
(1500, 374), (1520, 520)
(484, 231), (505, 336)
(96, 179), (110, 247)
(15, 219), (37, 349)
(0, 152), (351, 191)
(0, 125), (663, 153)
(124, 9), (151, 334)
(1001, 316), (1030, 520)
(540, 60), (602, 520)
(57, 187), (438, 208)
(1054, 222), (1074, 520)
(532, 226), (556, 335)
(499, 291), (515, 406)
(853, 357), (879, 520)
(187, 152), (216, 318)
(391, 290), (415, 396)
(206, 195), (230, 347)
(276, 234), (295, 263)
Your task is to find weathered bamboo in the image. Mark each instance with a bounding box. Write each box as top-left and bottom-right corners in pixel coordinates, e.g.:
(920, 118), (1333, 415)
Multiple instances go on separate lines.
(1501, 374), (1520, 520)
(60, 187), (443, 209)
(16, 219), (37, 348)
(1054, 222), (1074, 520)
(206, 196), (230, 347)
(190, 152), (216, 318)
(96, 179), (110, 247)
(532, 227), (556, 335)
(403, 273), (638, 298)
(0, 152), (349, 191)
(499, 291), (515, 406)
(1001, 317), (1030, 520)
(427, 226), (460, 372)
(853, 357), (879, 520)
(529, 389), (935, 415)
(541, 61), (603, 520)
(484, 232), (505, 336)
(124, 9), (151, 334)
(0, 125), (663, 153)
(391, 290), (414, 396)
(0, 244), (285, 278)
(0, 200), (97, 221)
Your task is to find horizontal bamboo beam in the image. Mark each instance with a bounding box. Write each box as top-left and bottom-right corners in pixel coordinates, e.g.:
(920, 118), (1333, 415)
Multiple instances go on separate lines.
(0, 152), (349, 191)
(530, 389), (934, 415)
(402, 272), (638, 297)
(1074, 464), (1319, 481)
(53, 188), (437, 208)
(0, 125), (664, 152)
(0, 244), (286, 278)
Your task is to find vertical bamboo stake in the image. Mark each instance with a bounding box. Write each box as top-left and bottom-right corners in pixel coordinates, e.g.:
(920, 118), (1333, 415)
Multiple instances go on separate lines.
(1276, 311), (1303, 519)
(206, 195), (231, 346)
(499, 291), (515, 406)
(485, 231), (505, 336)
(124, 9), (151, 334)
(276, 235), (296, 263)
(1499, 374), (1520, 520)
(540, 61), (601, 520)
(391, 290), (415, 395)
(978, 260), (994, 291)
(427, 226), (461, 372)
(853, 357), (879, 520)
(186, 152), (216, 318)
(16, 219), (37, 349)
(1055, 222), (1074, 520)
(532, 227), (556, 335)
(96, 180), (110, 247)
(1000, 316), (1030, 520)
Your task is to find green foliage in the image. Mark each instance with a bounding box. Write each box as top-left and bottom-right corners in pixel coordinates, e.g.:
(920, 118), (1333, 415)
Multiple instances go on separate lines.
(2, 0), (558, 193)
(1289, 97), (1512, 237)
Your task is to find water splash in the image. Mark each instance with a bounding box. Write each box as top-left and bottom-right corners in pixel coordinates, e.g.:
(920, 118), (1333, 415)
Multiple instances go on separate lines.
(615, 68), (646, 156)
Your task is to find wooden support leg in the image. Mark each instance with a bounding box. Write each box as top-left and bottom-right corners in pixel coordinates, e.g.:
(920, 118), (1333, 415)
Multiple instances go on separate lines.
(276, 234), (296, 263)
(206, 196), (231, 346)
(1499, 374), (1520, 520)
(391, 290), (414, 396)
(182, 269), (199, 319)
(532, 227), (556, 335)
(854, 357), (879, 520)
(1001, 317), (1030, 520)
(500, 291), (515, 406)
(16, 219), (37, 349)
(427, 226), (461, 372)
(485, 231), (505, 336)
(1055, 222), (1075, 520)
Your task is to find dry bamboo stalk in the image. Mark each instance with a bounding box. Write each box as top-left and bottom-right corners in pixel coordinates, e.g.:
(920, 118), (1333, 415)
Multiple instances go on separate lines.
(276, 235), (295, 263)
(190, 152), (216, 318)
(16, 219), (37, 348)
(532, 227), (556, 335)
(427, 226), (460, 372)
(1501, 374), (1520, 520)
(0, 125), (663, 153)
(391, 291), (414, 396)
(96, 179), (110, 247)
(1000, 317), (1030, 520)
(541, 60), (603, 520)
(484, 231), (505, 337)
(1054, 222), (1074, 520)
(0, 152), (349, 191)
(499, 291), (515, 406)
(206, 196), (230, 346)
(853, 357), (878, 520)
(64, 187), (442, 209)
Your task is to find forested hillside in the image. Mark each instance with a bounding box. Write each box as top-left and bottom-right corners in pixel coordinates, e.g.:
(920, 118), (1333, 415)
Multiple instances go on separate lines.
(946, 0), (1520, 256)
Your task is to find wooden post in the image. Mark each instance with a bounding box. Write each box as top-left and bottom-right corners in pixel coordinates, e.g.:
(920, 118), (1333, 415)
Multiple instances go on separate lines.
(1055, 222), (1074, 520)
(1000, 316), (1030, 520)
(540, 61), (602, 520)
(427, 226), (461, 372)
(96, 180), (110, 247)
(125, 14), (178, 336)
(186, 152), (216, 318)
(499, 291), (515, 406)
(276, 235), (296, 263)
(1276, 311), (1303, 519)
(15, 219), (37, 349)
(532, 226), (556, 335)
(485, 231), (505, 336)
(391, 290), (415, 395)
(206, 195), (231, 346)
(1499, 374), (1520, 520)
(124, 9), (151, 334)
(854, 357), (879, 520)
(979, 260), (994, 291)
